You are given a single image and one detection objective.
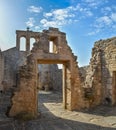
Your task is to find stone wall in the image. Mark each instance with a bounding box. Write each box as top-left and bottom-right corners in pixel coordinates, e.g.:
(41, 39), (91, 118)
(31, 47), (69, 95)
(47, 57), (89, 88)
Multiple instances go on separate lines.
(95, 37), (116, 105)
(1, 27), (115, 118)
(0, 49), (4, 90)
(38, 64), (62, 91)
(9, 54), (37, 117)
(9, 27), (83, 117)
(79, 37), (116, 108)
(2, 47), (27, 90)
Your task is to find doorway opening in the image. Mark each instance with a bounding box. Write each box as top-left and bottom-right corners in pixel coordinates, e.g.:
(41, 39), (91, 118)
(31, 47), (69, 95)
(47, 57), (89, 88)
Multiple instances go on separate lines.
(37, 62), (67, 114)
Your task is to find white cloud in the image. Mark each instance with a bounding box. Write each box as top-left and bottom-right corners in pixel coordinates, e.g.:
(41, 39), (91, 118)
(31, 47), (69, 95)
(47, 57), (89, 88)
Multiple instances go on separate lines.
(111, 13), (116, 22)
(27, 6), (43, 13)
(34, 26), (41, 30)
(40, 4), (94, 28)
(40, 18), (68, 28)
(87, 11), (116, 36)
(97, 16), (112, 25)
(74, 4), (93, 17)
(40, 19), (58, 27)
(44, 13), (52, 17)
(26, 17), (35, 27)
(41, 7), (77, 28)
(44, 8), (75, 20)
(87, 29), (100, 36)
(101, 6), (116, 17)
(83, 0), (108, 8)
(101, 6), (112, 14)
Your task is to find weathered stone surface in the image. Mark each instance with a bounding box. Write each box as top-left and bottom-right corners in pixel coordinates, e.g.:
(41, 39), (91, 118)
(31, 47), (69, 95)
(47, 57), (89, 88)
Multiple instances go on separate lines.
(0, 27), (115, 118)
(8, 27), (83, 117)
(79, 37), (116, 108)
(38, 64), (62, 91)
(0, 49), (4, 91)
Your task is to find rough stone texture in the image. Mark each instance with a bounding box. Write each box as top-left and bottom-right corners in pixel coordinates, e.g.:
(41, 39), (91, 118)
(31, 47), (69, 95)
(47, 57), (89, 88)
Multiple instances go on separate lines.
(2, 47), (27, 90)
(9, 54), (37, 117)
(0, 27), (116, 118)
(0, 88), (13, 117)
(38, 64), (62, 91)
(9, 27), (83, 117)
(0, 49), (4, 90)
(79, 37), (116, 108)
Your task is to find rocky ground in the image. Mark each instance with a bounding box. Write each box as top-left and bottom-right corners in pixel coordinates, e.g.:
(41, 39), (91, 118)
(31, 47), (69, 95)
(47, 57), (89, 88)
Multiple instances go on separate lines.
(0, 90), (116, 130)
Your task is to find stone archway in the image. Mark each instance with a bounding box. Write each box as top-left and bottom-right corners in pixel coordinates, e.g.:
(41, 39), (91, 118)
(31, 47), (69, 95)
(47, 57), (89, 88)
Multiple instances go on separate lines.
(9, 28), (83, 117)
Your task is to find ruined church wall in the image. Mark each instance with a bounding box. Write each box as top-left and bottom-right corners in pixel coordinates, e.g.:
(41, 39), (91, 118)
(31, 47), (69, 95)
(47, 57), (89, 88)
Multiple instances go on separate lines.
(38, 64), (62, 91)
(0, 51), (4, 90)
(94, 37), (116, 104)
(79, 37), (116, 107)
(9, 27), (84, 117)
(3, 47), (26, 89)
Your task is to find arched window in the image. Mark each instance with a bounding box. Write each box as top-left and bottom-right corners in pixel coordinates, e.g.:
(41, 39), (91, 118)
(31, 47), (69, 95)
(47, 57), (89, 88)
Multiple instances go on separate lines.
(49, 41), (54, 53)
(30, 38), (36, 50)
(20, 37), (26, 51)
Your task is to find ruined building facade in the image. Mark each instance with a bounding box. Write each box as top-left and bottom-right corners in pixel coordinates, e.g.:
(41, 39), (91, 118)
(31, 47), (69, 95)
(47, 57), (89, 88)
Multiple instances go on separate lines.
(0, 27), (116, 117)
(80, 37), (116, 108)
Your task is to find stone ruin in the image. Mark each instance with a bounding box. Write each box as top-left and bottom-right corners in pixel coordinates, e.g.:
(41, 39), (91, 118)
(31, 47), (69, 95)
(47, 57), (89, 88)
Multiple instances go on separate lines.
(0, 27), (116, 118)
(38, 64), (62, 91)
(80, 37), (116, 107)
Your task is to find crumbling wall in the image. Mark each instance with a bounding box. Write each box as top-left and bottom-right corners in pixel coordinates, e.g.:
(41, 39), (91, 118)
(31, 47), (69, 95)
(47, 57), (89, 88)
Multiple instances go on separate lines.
(2, 47), (27, 89)
(0, 49), (4, 90)
(9, 54), (37, 117)
(9, 27), (84, 117)
(96, 37), (116, 105)
(80, 37), (116, 108)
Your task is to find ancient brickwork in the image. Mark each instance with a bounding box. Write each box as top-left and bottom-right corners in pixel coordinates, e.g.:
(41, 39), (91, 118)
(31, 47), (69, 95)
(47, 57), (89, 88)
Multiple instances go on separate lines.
(0, 49), (4, 90)
(2, 47), (27, 90)
(9, 54), (37, 117)
(80, 37), (116, 108)
(0, 27), (115, 118)
(9, 27), (83, 117)
(38, 64), (62, 91)
(96, 37), (116, 105)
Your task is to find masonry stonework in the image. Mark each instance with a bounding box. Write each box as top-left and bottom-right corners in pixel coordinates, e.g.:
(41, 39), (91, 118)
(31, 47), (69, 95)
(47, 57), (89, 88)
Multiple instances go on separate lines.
(0, 49), (4, 91)
(8, 27), (83, 117)
(80, 37), (116, 108)
(38, 64), (62, 91)
(0, 27), (115, 118)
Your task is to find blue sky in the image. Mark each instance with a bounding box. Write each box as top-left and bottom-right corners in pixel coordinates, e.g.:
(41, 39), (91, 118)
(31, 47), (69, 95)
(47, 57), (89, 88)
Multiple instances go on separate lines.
(0, 0), (116, 66)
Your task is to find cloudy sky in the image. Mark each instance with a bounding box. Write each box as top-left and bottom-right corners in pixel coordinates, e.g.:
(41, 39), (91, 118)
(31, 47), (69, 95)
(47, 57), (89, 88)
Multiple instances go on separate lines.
(0, 0), (116, 66)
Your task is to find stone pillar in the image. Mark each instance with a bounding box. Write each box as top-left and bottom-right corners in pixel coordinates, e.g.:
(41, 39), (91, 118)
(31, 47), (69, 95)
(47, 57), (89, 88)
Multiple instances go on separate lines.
(112, 71), (116, 105)
(16, 34), (20, 50)
(26, 38), (30, 52)
(63, 64), (66, 109)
